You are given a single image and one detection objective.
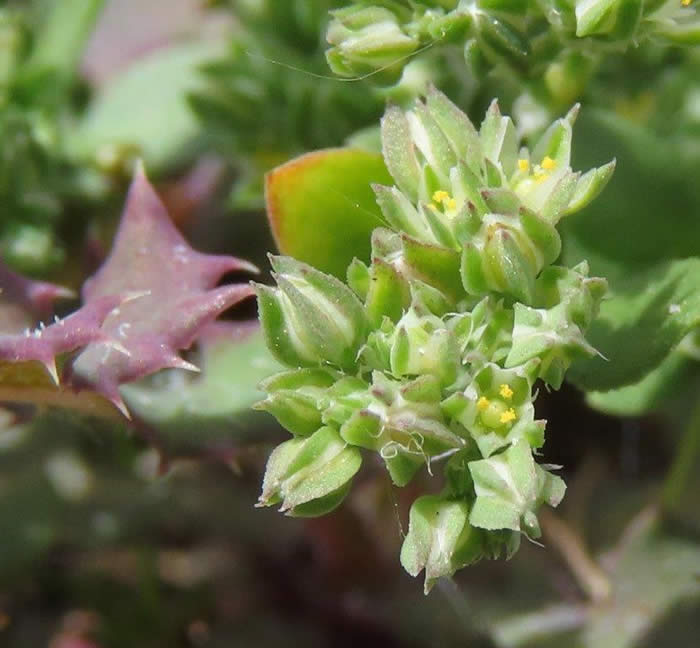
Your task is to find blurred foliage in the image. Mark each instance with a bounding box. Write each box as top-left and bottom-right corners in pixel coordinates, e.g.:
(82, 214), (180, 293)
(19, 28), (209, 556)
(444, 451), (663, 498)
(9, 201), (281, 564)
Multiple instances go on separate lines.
(0, 0), (107, 274)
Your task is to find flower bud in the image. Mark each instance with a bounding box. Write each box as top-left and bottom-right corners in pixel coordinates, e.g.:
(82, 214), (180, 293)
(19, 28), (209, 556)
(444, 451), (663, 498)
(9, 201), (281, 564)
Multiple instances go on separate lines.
(326, 6), (419, 81)
(447, 297), (513, 367)
(256, 256), (368, 370)
(506, 263), (606, 388)
(400, 495), (485, 593)
(255, 368), (338, 436)
(468, 440), (565, 538)
(340, 372), (464, 485)
(258, 426), (362, 517)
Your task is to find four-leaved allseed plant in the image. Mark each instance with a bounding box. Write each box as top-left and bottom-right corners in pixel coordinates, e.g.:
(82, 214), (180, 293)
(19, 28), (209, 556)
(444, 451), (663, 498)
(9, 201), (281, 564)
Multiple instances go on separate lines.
(254, 87), (614, 592)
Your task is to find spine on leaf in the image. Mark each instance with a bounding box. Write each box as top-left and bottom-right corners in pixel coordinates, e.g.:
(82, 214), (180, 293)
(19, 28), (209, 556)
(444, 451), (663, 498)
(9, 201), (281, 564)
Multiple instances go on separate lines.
(256, 87), (612, 592)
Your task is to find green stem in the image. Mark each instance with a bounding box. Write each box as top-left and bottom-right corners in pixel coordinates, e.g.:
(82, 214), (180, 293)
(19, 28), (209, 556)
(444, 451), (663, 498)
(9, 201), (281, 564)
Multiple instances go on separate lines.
(661, 397), (700, 531)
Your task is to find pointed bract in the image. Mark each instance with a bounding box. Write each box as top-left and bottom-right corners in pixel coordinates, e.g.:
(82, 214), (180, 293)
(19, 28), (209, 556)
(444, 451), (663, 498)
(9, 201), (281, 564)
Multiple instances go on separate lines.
(71, 164), (256, 410)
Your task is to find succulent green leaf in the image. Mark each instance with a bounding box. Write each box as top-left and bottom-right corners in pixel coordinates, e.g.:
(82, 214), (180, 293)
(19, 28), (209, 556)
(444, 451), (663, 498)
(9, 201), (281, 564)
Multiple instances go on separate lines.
(122, 325), (283, 451)
(568, 258), (700, 391)
(265, 149), (392, 279)
(585, 351), (694, 417)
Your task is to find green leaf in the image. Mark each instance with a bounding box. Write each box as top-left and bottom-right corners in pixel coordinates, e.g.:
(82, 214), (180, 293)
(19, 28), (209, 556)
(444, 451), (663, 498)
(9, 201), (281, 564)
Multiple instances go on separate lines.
(585, 351), (695, 417)
(121, 326), (283, 452)
(265, 149), (392, 278)
(70, 41), (222, 170)
(562, 111), (700, 272)
(568, 258), (700, 391)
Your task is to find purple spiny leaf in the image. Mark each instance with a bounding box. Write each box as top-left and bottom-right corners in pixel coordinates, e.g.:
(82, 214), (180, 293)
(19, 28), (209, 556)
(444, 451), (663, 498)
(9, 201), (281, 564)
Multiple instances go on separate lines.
(0, 294), (132, 384)
(71, 162), (257, 415)
(0, 258), (75, 334)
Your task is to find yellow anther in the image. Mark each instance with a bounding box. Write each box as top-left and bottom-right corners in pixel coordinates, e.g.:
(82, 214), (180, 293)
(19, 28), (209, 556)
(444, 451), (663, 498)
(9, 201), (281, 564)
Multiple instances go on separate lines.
(446, 197), (457, 211)
(534, 172), (549, 184)
(499, 384), (514, 400)
(541, 156), (556, 170)
(500, 408), (517, 424)
(517, 159), (529, 172)
(682, 0), (691, 6)
(432, 190), (449, 204)
(477, 396), (490, 411)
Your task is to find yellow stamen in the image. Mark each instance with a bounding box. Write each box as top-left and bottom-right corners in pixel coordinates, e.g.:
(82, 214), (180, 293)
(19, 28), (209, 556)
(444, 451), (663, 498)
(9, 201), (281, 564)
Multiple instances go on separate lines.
(499, 384), (514, 400)
(517, 159), (529, 172)
(682, 0), (691, 6)
(477, 396), (490, 411)
(534, 172), (549, 184)
(541, 156), (556, 170)
(432, 190), (449, 204)
(500, 408), (517, 424)
(446, 197), (457, 211)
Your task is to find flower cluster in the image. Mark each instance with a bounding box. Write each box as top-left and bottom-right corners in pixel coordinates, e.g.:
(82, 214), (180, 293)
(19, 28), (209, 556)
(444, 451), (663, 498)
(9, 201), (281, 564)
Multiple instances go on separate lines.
(255, 88), (612, 591)
(326, 1), (699, 96)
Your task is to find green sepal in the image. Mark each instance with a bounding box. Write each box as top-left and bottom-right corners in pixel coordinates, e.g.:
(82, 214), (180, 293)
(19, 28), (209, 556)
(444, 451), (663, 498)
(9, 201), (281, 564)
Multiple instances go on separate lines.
(388, 308), (459, 387)
(519, 207), (562, 268)
(373, 183), (433, 241)
(479, 99), (519, 178)
(381, 105), (421, 202)
(474, 12), (530, 70)
(320, 375), (372, 428)
(484, 227), (536, 304)
(365, 257), (411, 328)
(347, 258), (370, 299)
(531, 106), (577, 169)
(255, 283), (317, 368)
(563, 159), (615, 216)
(468, 441), (565, 538)
(575, 0), (643, 39)
(401, 234), (463, 302)
(425, 85), (482, 178)
(400, 495), (485, 594)
(258, 426), (362, 517)
(410, 102), (457, 185)
(450, 162), (489, 216)
(481, 188), (520, 215)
